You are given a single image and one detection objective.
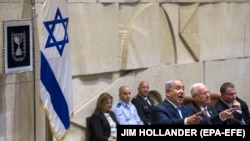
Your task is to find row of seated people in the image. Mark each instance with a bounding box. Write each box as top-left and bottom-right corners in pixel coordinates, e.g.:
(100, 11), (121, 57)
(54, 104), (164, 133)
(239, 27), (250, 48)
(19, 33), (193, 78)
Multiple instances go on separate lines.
(87, 80), (250, 141)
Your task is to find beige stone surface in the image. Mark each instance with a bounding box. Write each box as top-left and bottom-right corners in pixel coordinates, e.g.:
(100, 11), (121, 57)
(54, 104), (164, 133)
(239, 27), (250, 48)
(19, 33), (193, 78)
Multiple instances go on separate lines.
(1, 1), (250, 141)
(119, 3), (162, 70)
(69, 3), (120, 75)
(179, 3), (200, 61)
(199, 3), (249, 60)
(71, 71), (137, 127)
(134, 62), (204, 97)
(159, 6), (175, 64)
(72, 73), (115, 111)
(205, 58), (250, 104)
(161, 3), (195, 64)
(64, 123), (86, 141)
(0, 3), (32, 75)
(2, 0), (250, 2)
(71, 61), (204, 127)
(0, 82), (35, 141)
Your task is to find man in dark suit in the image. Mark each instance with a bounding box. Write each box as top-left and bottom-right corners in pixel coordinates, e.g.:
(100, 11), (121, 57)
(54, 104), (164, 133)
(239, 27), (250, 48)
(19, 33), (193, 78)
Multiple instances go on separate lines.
(151, 79), (234, 125)
(187, 83), (232, 125)
(132, 81), (155, 125)
(151, 79), (202, 125)
(214, 82), (250, 125)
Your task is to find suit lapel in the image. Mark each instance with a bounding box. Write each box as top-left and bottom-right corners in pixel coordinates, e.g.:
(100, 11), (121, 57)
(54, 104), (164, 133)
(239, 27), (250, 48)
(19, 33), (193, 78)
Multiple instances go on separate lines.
(165, 101), (182, 119)
(138, 95), (152, 107)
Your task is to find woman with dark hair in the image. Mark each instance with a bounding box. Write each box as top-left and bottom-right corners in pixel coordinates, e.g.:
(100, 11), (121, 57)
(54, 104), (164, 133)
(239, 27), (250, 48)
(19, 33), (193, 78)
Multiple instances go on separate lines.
(89, 92), (119, 141)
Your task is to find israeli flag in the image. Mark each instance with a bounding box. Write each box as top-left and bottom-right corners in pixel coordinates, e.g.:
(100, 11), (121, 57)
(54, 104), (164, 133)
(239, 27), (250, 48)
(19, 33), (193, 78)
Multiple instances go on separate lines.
(40, 0), (73, 140)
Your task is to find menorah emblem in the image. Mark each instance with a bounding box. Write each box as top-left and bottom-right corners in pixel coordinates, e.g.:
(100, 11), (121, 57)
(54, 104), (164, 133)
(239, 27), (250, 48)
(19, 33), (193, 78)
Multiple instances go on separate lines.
(11, 31), (26, 62)
(13, 33), (23, 56)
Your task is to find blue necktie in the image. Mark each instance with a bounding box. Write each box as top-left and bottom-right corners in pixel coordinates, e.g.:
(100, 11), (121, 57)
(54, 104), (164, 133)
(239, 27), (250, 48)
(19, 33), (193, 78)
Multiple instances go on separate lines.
(177, 107), (183, 119)
(240, 119), (246, 125)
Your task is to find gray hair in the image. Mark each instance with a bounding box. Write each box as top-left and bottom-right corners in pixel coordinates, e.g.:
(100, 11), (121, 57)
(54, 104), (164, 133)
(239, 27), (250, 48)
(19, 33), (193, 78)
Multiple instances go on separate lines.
(190, 83), (204, 96)
(165, 79), (182, 90)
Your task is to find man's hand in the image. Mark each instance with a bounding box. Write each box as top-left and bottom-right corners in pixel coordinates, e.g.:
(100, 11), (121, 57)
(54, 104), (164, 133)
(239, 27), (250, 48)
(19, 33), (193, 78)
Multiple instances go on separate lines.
(219, 108), (234, 120)
(108, 137), (117, 141)
(232, 100), (241, 110)
(186, 112), (202, 124)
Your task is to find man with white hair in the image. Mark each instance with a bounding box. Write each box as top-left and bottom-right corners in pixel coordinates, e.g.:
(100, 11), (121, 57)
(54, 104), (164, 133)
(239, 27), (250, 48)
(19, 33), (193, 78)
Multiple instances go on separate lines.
(187, 83), (234, 125)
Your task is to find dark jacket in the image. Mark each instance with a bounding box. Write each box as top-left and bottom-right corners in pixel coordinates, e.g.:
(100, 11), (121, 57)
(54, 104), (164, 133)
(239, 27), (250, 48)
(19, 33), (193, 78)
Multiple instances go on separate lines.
(186, 101), (223, 125)
(151, 99), (194, 125)
(131, 94), (155, 125)
(89, 111), (119, 141)
(214, 97), (250, 125)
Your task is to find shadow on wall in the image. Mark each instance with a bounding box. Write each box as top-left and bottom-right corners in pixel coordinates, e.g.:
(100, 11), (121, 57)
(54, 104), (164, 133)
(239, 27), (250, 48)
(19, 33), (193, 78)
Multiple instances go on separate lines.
(148, 90), (163, 104)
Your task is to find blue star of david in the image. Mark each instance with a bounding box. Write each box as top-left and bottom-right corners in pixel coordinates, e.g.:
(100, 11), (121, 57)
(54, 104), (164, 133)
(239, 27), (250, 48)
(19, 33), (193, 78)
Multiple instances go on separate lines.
(44, 7), (69, 56)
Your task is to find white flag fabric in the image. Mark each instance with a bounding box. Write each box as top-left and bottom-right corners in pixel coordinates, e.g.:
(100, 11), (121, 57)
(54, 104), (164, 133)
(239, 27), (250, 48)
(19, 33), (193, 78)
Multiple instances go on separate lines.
(40, 0), (73, 140)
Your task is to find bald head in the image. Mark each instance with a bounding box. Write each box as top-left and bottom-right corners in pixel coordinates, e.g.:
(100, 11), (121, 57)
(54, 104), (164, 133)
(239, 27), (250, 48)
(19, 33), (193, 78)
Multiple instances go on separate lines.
(138, 81), (149, 97)
(119, 85), (132, 103)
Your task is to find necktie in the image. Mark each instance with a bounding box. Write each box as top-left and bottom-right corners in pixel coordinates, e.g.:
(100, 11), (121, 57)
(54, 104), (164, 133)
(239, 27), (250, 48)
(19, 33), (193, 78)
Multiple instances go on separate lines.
(203, 108), (210, 118)
(240, 119), (246, 125)
(145, 98), (151, 106)
(177, 107), (183, 119)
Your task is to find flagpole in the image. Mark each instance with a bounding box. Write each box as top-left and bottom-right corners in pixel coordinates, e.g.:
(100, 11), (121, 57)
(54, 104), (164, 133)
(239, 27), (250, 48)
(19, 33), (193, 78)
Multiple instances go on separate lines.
(31, 1), (53, 140)
(31, 1), (36, 141)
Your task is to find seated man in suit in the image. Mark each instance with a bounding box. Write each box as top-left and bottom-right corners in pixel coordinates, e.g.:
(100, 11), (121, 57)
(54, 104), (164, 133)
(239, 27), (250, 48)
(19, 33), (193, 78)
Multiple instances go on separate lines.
(151, 79), (234, 125)
(187, 83), (233, 125)
(132, 81), (155, 125)
(214, 82), (250, 125)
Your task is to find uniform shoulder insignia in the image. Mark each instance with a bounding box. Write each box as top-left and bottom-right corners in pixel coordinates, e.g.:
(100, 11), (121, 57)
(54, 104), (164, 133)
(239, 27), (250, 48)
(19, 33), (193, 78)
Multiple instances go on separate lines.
(117, 103), (122, 108)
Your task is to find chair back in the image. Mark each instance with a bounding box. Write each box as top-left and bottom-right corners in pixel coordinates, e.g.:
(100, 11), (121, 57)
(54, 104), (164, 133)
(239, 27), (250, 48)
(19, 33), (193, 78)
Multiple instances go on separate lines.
(86, 117), (92, 141)
(183, 93), (220, 106)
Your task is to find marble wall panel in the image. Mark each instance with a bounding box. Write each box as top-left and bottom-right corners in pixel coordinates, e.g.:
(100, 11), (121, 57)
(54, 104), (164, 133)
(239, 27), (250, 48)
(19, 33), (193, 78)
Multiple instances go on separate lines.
(0, 82), (35, 141)
(1, 1), (250, 141)
(243, 4), (250, 57)
(66, 0), (250, 2)
(71, 71), (136, 127)
(69, 3), (120, 75)
(161, 3), (195, 64)
(2, 0), (250, 3)
(119, 3), (162, 70)
(158, 6), (176, 65)
(134, 62), (204, 97)
(34, 80), (46, 141)
(199, 3), (249, 60)
(63, 123), (85, 141)
(72, 73), (116, 111)
(0, 3), (32, 77)
(0, 0), (32, 2)
(71, 61), (204, 129)
(205, 58), (250, 106)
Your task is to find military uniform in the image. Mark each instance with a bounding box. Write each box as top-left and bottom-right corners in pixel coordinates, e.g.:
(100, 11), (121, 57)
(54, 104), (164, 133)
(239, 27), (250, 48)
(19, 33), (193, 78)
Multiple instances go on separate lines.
(112, 100), (144, 125)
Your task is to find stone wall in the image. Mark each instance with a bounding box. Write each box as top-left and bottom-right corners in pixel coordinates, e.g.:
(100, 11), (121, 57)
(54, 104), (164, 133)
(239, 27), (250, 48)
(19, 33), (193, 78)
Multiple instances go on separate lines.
(0, 1), (250, 141)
